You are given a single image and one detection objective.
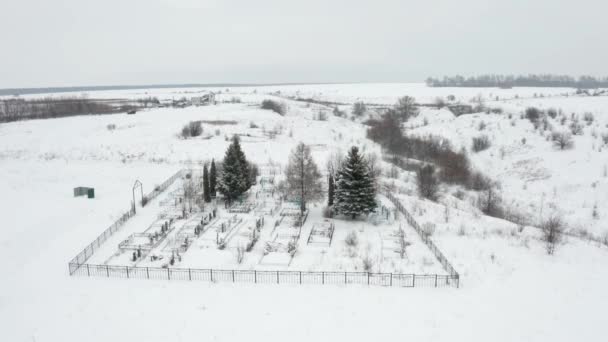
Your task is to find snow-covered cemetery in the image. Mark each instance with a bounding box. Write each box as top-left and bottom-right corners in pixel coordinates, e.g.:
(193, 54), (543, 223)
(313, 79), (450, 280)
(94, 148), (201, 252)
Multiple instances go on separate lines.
(2, 81), (608, 341)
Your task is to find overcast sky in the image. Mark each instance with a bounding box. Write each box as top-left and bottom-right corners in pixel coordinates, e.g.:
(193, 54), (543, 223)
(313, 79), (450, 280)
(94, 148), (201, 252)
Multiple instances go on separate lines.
(0, 0), (606, 88)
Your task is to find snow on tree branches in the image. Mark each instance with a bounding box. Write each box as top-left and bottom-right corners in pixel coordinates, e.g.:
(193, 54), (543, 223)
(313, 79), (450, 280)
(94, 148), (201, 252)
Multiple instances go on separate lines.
(334, 146), (377, 219)
(218, 135), (251, 204)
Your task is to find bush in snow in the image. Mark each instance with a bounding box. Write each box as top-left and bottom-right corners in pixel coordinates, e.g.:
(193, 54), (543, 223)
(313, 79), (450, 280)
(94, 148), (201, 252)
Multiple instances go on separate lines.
(344, 230), (359, 247)
(569, 120), (584, 135)
(601, 132), (608, 145)
(525, 107), (542, 123)
(583, 112), (594, 125)
(547, 108), (558, 119)
(322, 206), (333, 218)
(107, 123), (116, 131)
(261, 99), (286, 115)
(417, 164), (439, 201)
(352, 101), (367, 117)
(180, 121), (203, 138)
(471, 135), (491, 152)
(541, 215), (564, 255)
(434, 97), (446, 108)
(333, 106), (346, 117)
(551, 131), (574, 150)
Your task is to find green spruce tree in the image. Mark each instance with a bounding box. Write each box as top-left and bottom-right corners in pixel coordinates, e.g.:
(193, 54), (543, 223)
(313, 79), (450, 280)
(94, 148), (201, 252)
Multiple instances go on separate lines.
(218, 135), (250, 204)
(209, 159), (217, 197)
(327, 174), (335, 206)
(334, 146), (377, 219)
(203, 164), (211, 203)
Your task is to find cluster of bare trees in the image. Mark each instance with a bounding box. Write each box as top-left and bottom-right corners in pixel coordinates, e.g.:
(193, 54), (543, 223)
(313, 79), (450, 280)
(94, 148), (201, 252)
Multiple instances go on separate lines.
(0, 96), (120, 122)
(426, 74), (608, 88)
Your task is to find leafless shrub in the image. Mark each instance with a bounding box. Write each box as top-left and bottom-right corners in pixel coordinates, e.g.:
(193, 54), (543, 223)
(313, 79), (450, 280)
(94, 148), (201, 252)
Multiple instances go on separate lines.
(352, 101), (367, 117)
(541, 215), (564, 255)
(345, 231), (359, 247)
(361, 254), (373, 272)
(583, 112), (594, 125)
(417, 164), (439, 201)
(569, 121), (584, 135)
(180, 121), (203, 138)
(600, 132), (608, 145)
(551, 131), (574, 150)
(106, 123), (116, 131)
(261, 99), (286, 115)
(472, 135), (491, 152)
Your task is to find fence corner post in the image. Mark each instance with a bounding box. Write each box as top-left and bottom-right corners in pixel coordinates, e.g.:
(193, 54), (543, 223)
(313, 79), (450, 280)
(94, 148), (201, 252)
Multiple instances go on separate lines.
(86, 264), (90, 277)
(106, 265), (109, 277)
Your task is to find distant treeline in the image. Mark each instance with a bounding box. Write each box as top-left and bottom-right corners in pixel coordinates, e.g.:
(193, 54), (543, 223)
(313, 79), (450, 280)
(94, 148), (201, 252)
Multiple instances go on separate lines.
(425, 74), (608, 89)
(0, 97), (133, 123)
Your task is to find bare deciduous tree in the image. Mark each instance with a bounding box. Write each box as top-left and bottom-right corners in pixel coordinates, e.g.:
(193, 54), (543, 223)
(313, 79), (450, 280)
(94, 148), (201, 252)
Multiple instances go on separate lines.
(283, 142), (324, 214)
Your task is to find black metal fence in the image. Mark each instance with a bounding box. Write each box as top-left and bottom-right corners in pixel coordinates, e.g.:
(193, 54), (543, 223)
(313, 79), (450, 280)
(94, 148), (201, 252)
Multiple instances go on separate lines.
(68, 170), (184, 272)
(385, 192), (460, 285)
(67, 168), (459, 288)
(69, 264), (458, 288)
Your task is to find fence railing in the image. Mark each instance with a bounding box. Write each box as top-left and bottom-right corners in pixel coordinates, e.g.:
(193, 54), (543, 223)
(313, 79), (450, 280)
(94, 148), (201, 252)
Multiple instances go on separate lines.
(68, 264), (458, 288)
(67, 168), (459, 288)
(68, 169), (184, 274)
(385, 191), (460, 285)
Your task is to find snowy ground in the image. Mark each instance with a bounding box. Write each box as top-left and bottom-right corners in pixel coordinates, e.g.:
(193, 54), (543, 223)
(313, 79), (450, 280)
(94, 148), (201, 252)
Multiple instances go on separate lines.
(1, 83), (607, 341)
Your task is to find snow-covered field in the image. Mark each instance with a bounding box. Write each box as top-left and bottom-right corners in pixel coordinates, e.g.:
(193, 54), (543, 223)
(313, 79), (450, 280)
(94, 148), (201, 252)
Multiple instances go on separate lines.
(1, 83), (607, 341)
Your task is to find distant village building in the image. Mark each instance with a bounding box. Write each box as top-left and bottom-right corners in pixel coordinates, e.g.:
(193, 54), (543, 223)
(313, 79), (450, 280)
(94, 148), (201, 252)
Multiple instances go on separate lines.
(191, 92), (216, 106)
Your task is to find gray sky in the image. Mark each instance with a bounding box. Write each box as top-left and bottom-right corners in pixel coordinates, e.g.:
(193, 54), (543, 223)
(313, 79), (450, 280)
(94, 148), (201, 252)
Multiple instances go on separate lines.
(1, 0), (606, 88)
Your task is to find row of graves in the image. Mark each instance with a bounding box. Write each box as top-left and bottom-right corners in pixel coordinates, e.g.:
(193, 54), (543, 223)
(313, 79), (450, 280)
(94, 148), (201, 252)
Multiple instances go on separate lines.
(260, 202), (308, 266)
(108, 172), (222, 268)
(306, 220), (335, 246)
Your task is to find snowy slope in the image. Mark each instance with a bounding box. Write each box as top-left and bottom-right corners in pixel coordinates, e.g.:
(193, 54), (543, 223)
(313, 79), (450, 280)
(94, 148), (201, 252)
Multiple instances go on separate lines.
(1, 83), (607, 342)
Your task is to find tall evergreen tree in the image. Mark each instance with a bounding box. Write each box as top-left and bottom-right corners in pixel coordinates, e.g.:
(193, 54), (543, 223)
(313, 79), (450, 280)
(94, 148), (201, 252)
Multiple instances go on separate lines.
(203, 165), (211, 203)
(283, 142), (324, 214)
(218, 135), (250, 204)
(334, 146), (377, 219)
(209, 159), (217, 197)
(327, 174), (335, 207)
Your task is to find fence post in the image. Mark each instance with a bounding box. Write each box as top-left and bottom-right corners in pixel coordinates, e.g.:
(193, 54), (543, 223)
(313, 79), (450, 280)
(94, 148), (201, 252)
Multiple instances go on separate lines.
(435, 274), (438, 287)
(168, 268), (170, 280)
(322, 272), (325, 284)
(277, 271), (279, 284)
(106, 265), (109, 277)
(210, 269), (213, 282)
(367, 272), (370, 285)
(86, 264), (90, 277)
(344, 272), (347, 284)
(254, 270), (257, 283)
(390, 273), (392, 286)
(126, 266), (129, 278)
(232, 270), (235, 282)
(188, 268), (191, 281)
(412, 274), (415, 287)
(146, 267), (149, 279)
(299, 271), (302, 284)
